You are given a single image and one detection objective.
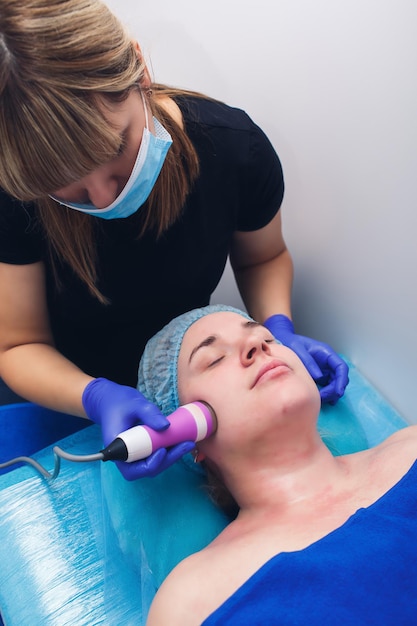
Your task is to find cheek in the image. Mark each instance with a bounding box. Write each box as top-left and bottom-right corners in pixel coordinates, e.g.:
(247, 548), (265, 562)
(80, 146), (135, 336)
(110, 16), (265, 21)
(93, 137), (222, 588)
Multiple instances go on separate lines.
(177, 372), (215, 406)
(177, 369), (238, 423)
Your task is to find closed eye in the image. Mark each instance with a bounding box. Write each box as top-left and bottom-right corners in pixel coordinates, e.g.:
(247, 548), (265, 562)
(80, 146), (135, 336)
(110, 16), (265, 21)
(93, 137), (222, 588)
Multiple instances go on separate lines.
(208, 356), (225, 368)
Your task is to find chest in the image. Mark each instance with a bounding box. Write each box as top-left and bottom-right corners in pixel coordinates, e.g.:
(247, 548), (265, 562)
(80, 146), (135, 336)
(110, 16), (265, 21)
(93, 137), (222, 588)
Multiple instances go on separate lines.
(45, 189), (237, 322)
(198, 463), (417, 622)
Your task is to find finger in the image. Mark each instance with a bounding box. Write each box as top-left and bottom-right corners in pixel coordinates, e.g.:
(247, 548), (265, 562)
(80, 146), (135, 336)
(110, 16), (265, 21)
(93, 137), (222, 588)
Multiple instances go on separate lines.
(134, 400), (170, 430)
(319, 382), (340, 405)
(119, 440), (196, 480)
(117, 448), (168, 480)
(324, 353), (349, 379)
(333, 361), (350, 397)
(293, 348), (324, 381)
(307, 348), (349, 388)
(318, 355), (349, 395)
(315, 371), (332, 387)
(319, 371), (349, 404)
(161, 441), (196, 467)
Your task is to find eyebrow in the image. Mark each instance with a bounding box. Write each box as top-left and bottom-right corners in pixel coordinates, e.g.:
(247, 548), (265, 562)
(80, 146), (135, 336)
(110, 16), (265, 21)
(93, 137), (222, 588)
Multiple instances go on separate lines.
(188, 320), (262, 363)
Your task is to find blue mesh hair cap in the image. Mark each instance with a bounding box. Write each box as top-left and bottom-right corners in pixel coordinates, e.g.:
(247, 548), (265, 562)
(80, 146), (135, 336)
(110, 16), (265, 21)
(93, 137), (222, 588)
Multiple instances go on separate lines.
(137, 305), (252, 416)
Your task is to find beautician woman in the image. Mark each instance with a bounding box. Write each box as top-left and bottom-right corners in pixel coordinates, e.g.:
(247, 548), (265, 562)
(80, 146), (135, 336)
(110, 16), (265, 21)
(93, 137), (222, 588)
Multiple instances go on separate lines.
(0, 0), (348, 480)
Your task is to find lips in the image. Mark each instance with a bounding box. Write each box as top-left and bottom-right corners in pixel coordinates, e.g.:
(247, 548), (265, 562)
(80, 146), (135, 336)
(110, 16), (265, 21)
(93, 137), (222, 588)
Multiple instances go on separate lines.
(252, 359), (290, 388)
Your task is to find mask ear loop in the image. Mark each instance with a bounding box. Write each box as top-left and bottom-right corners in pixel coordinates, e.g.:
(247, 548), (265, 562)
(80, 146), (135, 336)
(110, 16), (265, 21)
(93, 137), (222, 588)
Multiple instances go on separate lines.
(140, 89), (150, 131)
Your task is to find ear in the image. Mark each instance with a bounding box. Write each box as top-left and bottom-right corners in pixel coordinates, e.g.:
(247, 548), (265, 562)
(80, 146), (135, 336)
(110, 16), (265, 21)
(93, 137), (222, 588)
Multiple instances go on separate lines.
(193, 448), (207, 463)
(132, 40), (152, 89)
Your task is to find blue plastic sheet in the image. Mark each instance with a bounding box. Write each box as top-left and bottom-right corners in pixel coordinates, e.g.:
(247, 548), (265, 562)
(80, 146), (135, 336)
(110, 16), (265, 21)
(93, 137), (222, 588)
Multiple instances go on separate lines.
(0, 425), (228, 625)
(0, 359), (409, 625)
(0, 403), (88, 476)
(318, 358), (407, 454)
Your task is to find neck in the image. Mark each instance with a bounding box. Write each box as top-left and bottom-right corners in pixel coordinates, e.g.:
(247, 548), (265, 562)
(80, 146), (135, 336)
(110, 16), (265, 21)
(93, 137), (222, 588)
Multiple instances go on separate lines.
(222, 430), (349, 515)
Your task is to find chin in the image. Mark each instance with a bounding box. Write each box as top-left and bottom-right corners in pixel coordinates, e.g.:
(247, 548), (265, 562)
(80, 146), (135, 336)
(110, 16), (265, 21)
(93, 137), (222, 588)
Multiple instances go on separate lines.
(272, 384), (320, 421)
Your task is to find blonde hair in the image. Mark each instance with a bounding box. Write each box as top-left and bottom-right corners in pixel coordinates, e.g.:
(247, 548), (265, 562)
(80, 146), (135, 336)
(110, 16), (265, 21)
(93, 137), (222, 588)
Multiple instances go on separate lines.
(0, 0), (199, 301)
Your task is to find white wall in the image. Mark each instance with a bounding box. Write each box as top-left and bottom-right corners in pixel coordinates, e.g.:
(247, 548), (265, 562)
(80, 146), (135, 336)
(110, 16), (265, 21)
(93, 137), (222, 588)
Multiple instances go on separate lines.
(105, 0), (417, 423)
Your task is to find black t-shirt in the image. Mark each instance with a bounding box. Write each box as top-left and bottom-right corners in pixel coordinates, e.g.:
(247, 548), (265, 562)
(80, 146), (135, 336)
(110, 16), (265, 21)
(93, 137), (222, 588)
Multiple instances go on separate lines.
(0, 96), (284, 386)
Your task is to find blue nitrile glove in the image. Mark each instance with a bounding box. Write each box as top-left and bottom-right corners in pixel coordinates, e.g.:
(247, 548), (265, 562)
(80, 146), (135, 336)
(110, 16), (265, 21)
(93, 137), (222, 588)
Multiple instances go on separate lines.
(82, 378), (195, 480)
(263, 314), (349, 404)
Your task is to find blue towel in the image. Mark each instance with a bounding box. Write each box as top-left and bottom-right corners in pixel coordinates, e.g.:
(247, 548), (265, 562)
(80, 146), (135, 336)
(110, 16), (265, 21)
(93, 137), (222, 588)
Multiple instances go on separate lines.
(203, 460), (417, 625)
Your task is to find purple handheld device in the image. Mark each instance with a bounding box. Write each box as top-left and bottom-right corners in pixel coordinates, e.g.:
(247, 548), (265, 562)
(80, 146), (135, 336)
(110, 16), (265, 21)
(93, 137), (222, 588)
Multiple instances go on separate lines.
(101, 401), (217, 463)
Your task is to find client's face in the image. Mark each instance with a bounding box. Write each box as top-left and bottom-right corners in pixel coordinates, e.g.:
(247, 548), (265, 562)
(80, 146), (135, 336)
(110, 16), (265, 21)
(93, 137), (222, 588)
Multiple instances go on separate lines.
(177, 312), (320, 451)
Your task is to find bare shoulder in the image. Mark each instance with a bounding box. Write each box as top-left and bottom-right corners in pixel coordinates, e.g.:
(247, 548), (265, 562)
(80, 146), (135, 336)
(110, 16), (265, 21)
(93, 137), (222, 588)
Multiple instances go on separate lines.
(378, 424), (417, 452)
(146, 549), (213, 626)
(363, 425), (417, 480)
(146, 533), (244, 626)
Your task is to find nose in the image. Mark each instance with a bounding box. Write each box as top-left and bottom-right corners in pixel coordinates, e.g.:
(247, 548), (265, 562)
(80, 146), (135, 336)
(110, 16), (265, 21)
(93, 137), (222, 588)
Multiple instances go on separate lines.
(84, 172), (121, 209)
(241, 334), (272, 364)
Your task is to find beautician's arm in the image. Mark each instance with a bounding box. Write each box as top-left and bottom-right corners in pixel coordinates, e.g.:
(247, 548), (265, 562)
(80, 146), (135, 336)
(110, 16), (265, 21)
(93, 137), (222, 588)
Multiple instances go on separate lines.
(230, 211), (293, 323)
(0, 261), (190, 478)
(0, 261), (92, 416)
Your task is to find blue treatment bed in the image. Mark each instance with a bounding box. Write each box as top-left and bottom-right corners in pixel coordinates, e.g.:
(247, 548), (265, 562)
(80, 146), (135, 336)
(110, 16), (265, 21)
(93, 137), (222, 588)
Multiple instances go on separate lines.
(0, 360), (408, 625)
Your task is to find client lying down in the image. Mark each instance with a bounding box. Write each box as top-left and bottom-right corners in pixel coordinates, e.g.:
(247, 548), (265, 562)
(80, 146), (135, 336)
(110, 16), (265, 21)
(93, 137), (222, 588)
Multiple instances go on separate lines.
(137, 304), (417, 625)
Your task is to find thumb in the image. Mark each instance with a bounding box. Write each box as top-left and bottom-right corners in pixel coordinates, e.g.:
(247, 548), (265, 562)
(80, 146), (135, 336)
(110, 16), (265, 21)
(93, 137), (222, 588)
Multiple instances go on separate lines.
(133, 398), (170, 430)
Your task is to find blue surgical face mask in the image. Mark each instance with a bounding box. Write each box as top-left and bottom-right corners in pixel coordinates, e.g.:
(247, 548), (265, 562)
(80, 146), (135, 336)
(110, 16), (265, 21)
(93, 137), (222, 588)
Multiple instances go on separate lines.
(51, 93), (173, 219)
